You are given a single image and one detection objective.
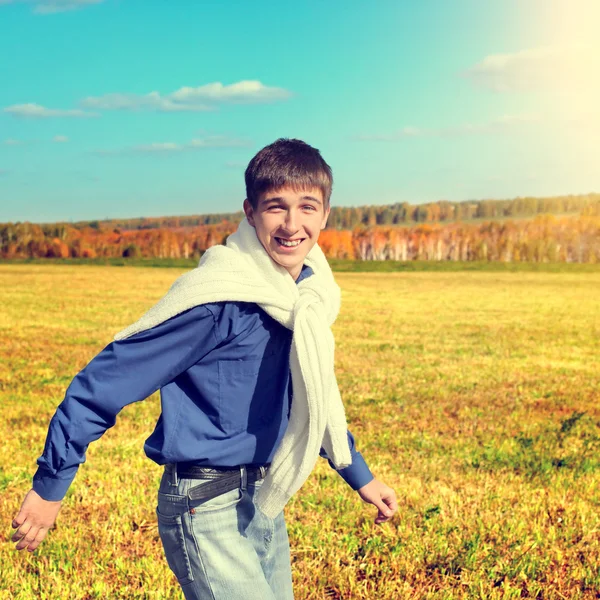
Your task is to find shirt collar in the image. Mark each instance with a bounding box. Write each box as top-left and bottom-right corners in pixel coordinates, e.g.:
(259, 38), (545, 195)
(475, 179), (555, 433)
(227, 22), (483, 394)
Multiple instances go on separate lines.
(295, 264), (314, 284)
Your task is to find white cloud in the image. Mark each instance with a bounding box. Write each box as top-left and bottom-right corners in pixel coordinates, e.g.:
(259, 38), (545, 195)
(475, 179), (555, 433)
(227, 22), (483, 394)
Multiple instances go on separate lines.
(80, 92), (212, 113)
(4, 138), (21, 145)
(462, 44), (600, 93)
(34, 0), (103, 13)
(134, 142), (183, 153)
(134, 136), (252, 153)
(5, 81), (289, 122)
(53, 135), (68, 142)
(170, 81), (292, 104)
(0, 0), (104, 14)
(188, 135), (251, 148)
(492, 114), (541, 125)
(356, 114), (541, 141)
(95, 135), (252, 155)
(4, 103), (99, 118)
(80, 80), (292, 113)
(397, 127), (421, 137)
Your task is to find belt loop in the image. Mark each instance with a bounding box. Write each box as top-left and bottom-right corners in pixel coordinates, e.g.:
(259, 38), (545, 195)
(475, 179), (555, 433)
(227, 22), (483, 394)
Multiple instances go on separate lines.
(240, 465), (247, 491)
(169, 463), (179, 487)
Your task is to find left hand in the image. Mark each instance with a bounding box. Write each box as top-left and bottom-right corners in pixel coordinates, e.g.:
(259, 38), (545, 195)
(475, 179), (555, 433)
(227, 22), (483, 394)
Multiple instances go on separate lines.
(357, 478), (397, 524)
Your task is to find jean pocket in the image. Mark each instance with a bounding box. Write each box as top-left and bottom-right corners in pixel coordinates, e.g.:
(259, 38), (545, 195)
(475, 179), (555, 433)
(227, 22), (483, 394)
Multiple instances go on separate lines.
(156, 510), (194, 585)
(189, 485), (243, 513)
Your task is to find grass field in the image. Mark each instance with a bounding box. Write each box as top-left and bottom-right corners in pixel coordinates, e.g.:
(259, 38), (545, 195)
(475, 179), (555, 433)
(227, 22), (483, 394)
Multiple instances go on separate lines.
(4, 257), (600, 274)
(1, 264), (599, 599)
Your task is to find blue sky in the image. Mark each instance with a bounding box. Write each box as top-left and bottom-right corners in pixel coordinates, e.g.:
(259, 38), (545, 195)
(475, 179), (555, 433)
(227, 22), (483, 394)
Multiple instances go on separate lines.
(1, 0), (598, 222)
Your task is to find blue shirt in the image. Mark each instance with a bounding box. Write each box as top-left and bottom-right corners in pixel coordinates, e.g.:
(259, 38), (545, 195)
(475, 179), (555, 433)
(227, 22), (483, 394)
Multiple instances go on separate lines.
(33, 266), (374, 501)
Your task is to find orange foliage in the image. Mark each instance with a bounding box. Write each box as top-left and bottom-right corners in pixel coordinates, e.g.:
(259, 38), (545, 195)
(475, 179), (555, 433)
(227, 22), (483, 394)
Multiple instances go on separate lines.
(318, 230), (355, 259)
(1, 215), (599, 263)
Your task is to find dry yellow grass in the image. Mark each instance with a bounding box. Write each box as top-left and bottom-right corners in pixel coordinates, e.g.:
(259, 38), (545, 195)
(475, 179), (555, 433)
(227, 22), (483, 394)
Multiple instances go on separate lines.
(1, 265), (599, 599)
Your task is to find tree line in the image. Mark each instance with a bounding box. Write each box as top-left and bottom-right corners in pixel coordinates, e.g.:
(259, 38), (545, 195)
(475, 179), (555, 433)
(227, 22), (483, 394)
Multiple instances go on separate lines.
(31, 192), (600, 234)
(321, 216), (600, 263)
(1, 213), (599, 264)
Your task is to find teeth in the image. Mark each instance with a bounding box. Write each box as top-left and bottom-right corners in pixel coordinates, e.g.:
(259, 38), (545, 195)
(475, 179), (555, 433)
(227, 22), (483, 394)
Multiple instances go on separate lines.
(278, 238), (302, 247)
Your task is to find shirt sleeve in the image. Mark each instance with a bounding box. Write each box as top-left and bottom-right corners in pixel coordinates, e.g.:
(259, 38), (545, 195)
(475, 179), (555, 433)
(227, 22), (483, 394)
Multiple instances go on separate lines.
(319, 429), (374, 491)
(33, 305), (219, 502)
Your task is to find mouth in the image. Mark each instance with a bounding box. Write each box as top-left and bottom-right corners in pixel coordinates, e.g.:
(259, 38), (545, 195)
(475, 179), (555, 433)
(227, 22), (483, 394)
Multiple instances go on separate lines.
(275, 237), (305, 248)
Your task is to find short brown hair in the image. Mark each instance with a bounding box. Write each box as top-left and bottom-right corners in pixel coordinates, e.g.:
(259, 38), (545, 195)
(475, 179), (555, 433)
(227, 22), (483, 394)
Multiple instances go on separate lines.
(245, 138), (333, 209)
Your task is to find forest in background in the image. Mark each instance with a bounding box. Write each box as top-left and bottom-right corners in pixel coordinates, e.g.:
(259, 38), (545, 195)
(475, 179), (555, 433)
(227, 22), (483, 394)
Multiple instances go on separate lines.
(2, 193), (600, 263)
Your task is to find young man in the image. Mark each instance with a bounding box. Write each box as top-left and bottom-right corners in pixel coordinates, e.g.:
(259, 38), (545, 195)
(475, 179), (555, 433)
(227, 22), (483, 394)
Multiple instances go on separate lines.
(12, 139), (397, 599)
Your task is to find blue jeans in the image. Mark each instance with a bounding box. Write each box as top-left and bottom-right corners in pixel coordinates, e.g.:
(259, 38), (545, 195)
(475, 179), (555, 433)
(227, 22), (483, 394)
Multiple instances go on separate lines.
(156, 467), (295, 600)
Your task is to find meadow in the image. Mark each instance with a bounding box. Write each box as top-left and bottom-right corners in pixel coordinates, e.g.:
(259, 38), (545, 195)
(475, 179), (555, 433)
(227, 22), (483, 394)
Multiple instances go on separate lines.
(1, 264), (599, 599)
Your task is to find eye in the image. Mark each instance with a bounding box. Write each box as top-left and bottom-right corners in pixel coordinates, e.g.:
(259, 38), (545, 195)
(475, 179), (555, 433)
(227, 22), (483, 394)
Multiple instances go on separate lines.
(302, 205), (317, 211)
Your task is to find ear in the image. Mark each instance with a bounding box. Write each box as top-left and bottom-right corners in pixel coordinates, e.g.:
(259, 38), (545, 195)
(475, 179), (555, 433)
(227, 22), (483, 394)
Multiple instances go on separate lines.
(243, 199), (256, 227)
(320, 205), (331, 230)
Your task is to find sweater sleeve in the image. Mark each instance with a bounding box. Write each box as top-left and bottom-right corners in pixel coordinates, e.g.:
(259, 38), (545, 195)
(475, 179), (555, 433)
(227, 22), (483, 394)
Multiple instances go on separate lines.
(33, 305), (219, 501)
(319, 429), (374, 491)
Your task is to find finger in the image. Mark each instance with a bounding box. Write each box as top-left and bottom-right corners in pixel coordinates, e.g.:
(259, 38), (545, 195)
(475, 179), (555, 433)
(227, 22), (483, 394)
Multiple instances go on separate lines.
(374, 499), (396, 524)
(12, 515), (24, 529)
(379, 488), (398, 510)
(375, 506), (395, 523)
(373, 498), (394, 518)
(15, 527), (40, 551)
(377, 511), (394, 521)
(26, 527), (47, 553)
(12, 505), (30, 528)
(11, 521), (32, 543)
(373, 507), (393, 524)
(13, 493), (36, 528)
(383, 495), (398, 513)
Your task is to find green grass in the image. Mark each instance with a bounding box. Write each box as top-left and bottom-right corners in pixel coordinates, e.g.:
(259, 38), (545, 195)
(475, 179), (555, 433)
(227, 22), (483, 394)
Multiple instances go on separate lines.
(1, 266), (599, 598)
(2, 256), (600, 273)
(327, 260), (600, 273)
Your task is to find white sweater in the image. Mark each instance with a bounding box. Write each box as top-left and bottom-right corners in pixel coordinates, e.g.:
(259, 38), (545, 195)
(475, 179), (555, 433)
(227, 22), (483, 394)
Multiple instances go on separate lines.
(115, 218), (352, 518)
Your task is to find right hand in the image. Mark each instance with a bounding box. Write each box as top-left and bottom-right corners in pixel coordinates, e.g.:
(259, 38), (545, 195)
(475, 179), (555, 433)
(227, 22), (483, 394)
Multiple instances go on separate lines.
(11, 489), (62, 552)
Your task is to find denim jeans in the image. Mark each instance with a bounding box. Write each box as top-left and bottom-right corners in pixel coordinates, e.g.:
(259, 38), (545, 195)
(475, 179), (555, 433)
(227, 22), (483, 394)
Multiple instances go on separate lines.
(156, 467), (295, 600)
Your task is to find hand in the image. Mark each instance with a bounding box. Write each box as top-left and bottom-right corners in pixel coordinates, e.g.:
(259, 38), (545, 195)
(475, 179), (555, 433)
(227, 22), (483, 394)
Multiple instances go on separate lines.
(357, 478), (397, 525)
(11, 489), (62, 552)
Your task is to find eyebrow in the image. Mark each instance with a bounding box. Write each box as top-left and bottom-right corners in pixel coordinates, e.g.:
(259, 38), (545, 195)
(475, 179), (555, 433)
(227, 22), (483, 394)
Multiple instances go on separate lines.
(262, 195), (322, 205)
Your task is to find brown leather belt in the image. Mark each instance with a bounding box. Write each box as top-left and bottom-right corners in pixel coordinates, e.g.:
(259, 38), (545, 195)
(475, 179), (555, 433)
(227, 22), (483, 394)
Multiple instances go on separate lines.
(165, 464), (269, 502)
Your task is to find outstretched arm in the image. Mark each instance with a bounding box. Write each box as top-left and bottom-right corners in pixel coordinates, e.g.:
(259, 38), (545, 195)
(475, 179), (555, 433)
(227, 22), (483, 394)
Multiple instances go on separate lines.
(12, 305), (218, 552)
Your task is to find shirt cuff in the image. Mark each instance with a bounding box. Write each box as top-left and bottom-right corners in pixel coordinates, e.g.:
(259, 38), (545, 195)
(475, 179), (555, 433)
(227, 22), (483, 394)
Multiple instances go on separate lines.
(32, 467), (77, 501)
(331, 451), (374, 491)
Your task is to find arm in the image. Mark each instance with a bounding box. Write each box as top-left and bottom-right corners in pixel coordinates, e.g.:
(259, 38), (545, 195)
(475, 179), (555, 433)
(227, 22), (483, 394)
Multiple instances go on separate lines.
(319, 429), (374, 490)
(320, 430), (397, 524)
(12, 305), (218, 552)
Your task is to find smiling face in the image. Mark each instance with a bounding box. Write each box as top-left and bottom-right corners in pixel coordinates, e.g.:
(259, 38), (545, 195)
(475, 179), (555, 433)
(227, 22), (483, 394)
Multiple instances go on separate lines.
(243, 186), (330, 280)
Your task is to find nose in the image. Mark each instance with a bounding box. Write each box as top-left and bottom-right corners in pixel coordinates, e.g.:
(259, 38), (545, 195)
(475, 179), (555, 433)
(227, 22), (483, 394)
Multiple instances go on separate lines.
(283, 209), (299, 233)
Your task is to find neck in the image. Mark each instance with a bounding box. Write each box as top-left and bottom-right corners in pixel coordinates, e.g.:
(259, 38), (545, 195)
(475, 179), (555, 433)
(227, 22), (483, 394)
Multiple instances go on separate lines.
(291, 265), (303, 281)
